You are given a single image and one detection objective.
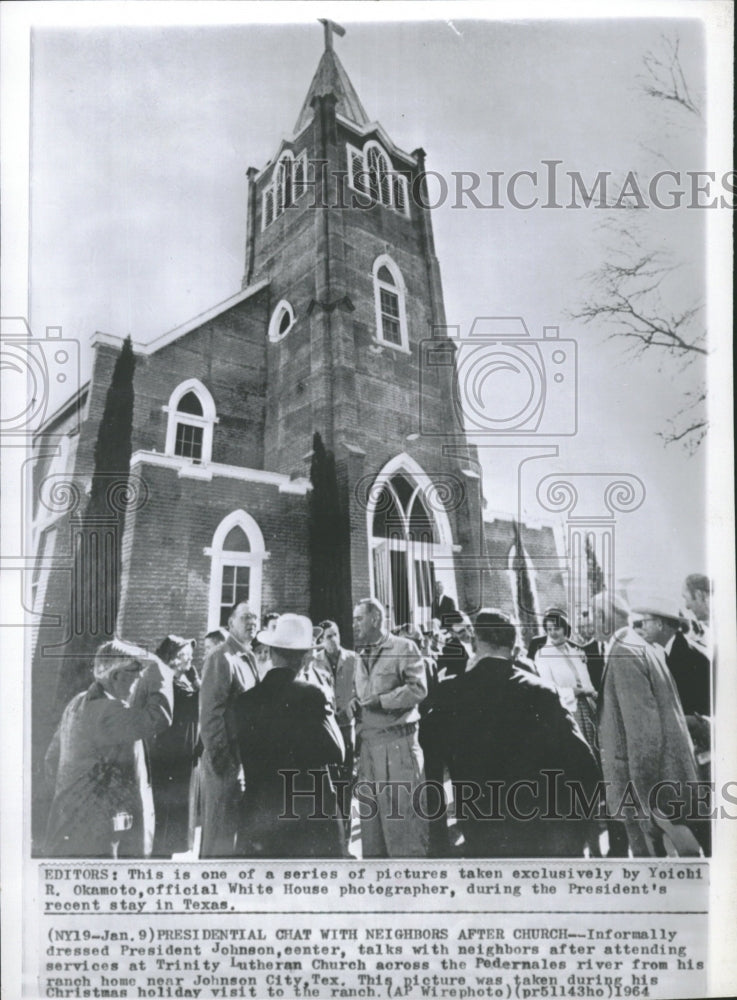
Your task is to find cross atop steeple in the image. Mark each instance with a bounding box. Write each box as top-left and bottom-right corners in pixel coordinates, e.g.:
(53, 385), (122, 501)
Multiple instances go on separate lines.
(319, 17), (346, 52)
(293, 18), (368, 133)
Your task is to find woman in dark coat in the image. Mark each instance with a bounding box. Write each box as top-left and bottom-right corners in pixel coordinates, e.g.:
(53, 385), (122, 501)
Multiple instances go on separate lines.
(149, 635), (200, 857)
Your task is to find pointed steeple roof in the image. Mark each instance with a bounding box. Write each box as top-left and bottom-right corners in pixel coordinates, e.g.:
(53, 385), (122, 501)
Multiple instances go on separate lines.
(294, 20), (369, 134)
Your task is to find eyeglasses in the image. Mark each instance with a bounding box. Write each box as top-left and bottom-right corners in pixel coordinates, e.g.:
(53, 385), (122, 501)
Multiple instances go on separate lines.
(631, 618), (655, 629)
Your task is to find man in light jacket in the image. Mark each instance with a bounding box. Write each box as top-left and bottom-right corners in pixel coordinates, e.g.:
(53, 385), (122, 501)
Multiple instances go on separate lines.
(352, 598), (428, 858)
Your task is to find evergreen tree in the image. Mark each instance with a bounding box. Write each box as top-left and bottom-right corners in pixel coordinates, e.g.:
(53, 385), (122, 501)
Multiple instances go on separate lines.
(308, 431), (349, 632)
(88, 335), (136, 514)
(59, 338), (136, 707)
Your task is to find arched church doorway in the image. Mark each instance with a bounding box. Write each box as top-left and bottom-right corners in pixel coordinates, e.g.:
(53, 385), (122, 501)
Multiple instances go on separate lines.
(367, 455), (456, 629)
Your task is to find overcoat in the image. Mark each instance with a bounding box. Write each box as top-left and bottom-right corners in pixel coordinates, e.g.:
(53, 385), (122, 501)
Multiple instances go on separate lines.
(598, 629), (699, 819)
(198, 633), (259, 856)
(423, 655), (600, 857)
(235, 668), (345, 858)
(150, 668), (200, 856)
(45, 660), (173, 857)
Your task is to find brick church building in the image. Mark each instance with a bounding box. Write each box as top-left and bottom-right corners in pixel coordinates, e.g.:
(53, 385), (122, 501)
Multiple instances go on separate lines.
(31, 25), (567, 774)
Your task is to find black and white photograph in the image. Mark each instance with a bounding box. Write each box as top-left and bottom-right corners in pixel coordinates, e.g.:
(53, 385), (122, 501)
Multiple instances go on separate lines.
(1, 2), (734, 998)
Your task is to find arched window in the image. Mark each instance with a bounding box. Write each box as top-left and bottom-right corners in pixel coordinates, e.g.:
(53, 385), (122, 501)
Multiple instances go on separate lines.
(268, 299), (296, 343)
(367, 454), (455, 629)
(164, 379), (217, 465)
(263, 188), (275, 228)
(293, 154), (306, 199)
(373, 255), (409, 351)
(346, 140), (409, 217)
(366, 143), (392, 206)
(276, 153), (294, 213)
(262, 149), (308, 230)
(205, 510), (268, 629)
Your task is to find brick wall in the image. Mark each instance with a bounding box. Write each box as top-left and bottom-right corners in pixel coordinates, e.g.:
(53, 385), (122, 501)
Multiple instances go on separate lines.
(483, 518), (567, 623)
(118, 462), (310, 666)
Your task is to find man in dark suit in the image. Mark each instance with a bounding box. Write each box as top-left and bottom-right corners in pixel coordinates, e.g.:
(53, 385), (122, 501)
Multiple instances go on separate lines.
(235, 614), (345, 858)
(431, 581), (457, 629)
(424, 609), (600, 858)
(436, 611), (472, 678)
(664, 627), (710, 717)
(578, 638), (606, 692)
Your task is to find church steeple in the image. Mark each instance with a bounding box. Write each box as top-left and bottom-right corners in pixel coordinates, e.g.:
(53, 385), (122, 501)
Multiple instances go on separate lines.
(293, 19), (369, 134)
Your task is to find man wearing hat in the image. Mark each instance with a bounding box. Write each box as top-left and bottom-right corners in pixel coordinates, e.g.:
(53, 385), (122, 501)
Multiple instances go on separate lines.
(630, 594), (711, 855)
(44, 639), (174, 857)
(630, 596), (711, 718)
(597, 592), (702, 857)
(235, 614), (345, 858)
(199, 602), (260, 857)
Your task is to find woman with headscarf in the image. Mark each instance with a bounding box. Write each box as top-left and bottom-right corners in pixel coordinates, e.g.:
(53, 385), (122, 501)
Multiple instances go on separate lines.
(149, 634), (200, 857)
(534, 608), (599, 759)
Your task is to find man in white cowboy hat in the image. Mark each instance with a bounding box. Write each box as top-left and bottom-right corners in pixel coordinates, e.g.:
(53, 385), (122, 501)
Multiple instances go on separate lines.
(597, 590), (702, 857)
(235, 614), (345, 858)
(630, 594), (711, 718)
(629, 592), (711, 855)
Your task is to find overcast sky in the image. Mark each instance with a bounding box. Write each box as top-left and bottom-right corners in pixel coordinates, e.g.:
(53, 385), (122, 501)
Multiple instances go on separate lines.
(20, 7), (729, 600)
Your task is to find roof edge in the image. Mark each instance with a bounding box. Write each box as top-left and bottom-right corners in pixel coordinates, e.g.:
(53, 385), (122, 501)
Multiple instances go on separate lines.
(33, 381), (90, 440)
(90, 278), (271, 358)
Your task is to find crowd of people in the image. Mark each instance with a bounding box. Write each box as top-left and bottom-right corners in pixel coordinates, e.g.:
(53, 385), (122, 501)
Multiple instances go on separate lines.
(43, 575), (713, 860)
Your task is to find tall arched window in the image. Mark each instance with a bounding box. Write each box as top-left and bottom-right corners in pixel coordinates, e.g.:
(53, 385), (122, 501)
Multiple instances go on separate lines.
(346, 140), (410, 217)
(367, 454), (455, 629)
(262, 149), (308, 230)
(366, 143), (392, 206)
(263, 188), (275, 228)
(205, 510), (268, 629)
(373, 255), (409, 351)
(164, 379), (217, 465)
(276, 153), (294, 213)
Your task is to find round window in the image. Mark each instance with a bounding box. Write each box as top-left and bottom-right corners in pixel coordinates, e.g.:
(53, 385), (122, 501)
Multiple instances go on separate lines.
(269, 300), (295, 342)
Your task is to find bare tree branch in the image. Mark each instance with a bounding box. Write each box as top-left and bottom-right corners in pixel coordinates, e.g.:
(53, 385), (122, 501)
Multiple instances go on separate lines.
(571, 252), (708, 360)
(639, 34), (702, 118)
(657, 388), (708, 454)
(571, 33), (706, 453)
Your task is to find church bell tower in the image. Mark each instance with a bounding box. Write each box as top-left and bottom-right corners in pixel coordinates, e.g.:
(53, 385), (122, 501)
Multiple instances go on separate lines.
(243, 21), (487, 625)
